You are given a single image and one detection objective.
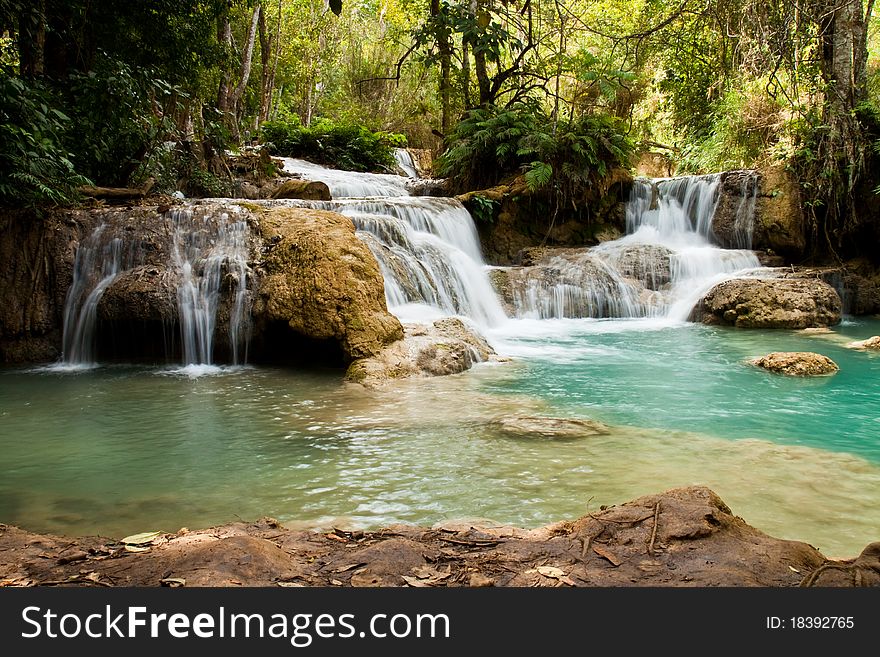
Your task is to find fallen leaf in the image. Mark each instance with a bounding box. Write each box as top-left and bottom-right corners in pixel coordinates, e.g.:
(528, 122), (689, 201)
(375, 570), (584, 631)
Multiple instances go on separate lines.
(330, 579), (343, 586)
(160, 577), (186, 587)
(277, 582), (305, 588)
(334, 563), (366, 573)
(121, 531), (163, 546)
(402, 576), (431, 587)
(124, 545), (151, 553)
(592, 545), (622, 566)
(788, 566), (801, 574)
(536, 566), (565, 578)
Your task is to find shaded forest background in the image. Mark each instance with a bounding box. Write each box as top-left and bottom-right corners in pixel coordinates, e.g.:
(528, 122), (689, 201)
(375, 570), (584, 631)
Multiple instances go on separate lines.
(2, 0), (879, 259)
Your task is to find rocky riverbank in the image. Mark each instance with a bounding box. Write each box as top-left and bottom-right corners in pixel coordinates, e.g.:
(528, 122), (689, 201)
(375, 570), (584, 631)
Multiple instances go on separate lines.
(1, 486), (877, 588)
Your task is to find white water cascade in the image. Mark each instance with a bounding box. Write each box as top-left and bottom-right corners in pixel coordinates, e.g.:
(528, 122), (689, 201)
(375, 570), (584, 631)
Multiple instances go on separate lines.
(170, 207), (252, 365)
(393, 148), (419, 178)
(60, 207), (252, 367)
(506, 175), (763, 321)
(280, 158), (507, 327)
(61, 225), (141, 365)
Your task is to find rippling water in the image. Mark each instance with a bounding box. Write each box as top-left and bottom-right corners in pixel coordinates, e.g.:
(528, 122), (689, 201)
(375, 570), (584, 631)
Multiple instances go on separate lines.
(1, 317), (879, 558)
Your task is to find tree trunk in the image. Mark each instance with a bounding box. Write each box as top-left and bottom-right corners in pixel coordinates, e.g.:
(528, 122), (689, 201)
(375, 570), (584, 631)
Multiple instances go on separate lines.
(229, 3), (261, 141)
(18, 0), (45, 77)
(431, 0), (452, 133)
(217, 16), (233, 113)
(257, 0), (282, 127)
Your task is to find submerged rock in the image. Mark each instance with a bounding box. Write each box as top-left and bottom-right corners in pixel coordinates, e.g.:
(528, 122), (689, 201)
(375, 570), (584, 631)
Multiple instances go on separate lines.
(748, 351), (839, 376)
(489, 415), (610, 439)
(345, 317), (494, 384)
(695, 278), (842, 328)
(846, 335), (880, 350)
(252, 207), (403, 362)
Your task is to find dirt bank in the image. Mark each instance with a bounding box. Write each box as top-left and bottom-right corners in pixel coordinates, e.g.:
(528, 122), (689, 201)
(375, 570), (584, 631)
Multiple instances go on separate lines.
(2, 486), (877, 588)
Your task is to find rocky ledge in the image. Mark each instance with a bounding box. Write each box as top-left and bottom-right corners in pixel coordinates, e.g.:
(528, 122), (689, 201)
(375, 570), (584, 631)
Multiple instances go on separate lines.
(694, 278), (842, 328)
(1, 486), (877, 587)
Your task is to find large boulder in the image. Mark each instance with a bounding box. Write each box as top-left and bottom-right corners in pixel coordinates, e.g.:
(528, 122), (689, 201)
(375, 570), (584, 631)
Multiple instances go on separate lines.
(711, 167), (806, 260)
(345, 317), (494, 384)
(270, 179), (331, 201)
(252, 207), (403, 362)
(694, 278), (842, 328)
(97, 266), (177, 323)
(748, 352), (839, 376)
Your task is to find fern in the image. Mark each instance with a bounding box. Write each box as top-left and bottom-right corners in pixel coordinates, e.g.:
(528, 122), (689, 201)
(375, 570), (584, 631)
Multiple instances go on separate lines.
(524, 161), (553, 191)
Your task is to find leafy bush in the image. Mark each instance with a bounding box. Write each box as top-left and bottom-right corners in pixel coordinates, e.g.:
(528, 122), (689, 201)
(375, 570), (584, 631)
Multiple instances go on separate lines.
(437, 104), (634, 202)
(63, 55), (181, 187)
(261, 119), (405, 172)
(0, 75), (91, 207)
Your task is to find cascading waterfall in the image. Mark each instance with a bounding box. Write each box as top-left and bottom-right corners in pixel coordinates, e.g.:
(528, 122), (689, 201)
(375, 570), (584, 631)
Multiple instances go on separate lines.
(507, 175), (762, 321)
(170, 207), (252, 366)
(393, 148), (419, 178)
(60, 207), (252, 367)
(280, 158), (507, 327)
(61, 225), (141, 365)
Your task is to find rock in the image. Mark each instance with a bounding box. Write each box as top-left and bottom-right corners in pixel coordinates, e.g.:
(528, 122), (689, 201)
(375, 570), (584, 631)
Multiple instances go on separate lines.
(600, 244), (673, 290)
(489, 415), (610, 439)
(846, 335), (880, 350)
(252, 207), (403, 362)
(97, 266), (178, 323)
(710, 168), (806, 260)
(270, 179), (331, 201)
(406, 178), (451, 197)
(345, 317), (494, 383)
(711, 170), (760, 249)
(695, 278), (842, 328)
(406, 148), (434, 178)
(748, 352), (839, 376)
(754, 165), (806, 259)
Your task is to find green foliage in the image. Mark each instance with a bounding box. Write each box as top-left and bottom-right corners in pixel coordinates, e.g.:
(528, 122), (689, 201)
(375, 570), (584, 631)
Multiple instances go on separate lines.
(438, 104), (634, 203)
(0, 74), (91, 207)
(63, 55), (184, 186)
(464, 194), (498, 223)
(677, 83), (786, 173)
(261, 118), (403, 172)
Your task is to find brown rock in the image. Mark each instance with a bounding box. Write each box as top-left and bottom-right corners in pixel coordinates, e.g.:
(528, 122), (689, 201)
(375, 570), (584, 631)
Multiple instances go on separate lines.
(253, 207), (403, 362)
(846, 335), (880, 350)
(345, 317), (494, 383)
(695, 278), (842, 328)
(270, 179), (331, 201)
(748, 351), (839, 376)
(489, 415), (610, 439)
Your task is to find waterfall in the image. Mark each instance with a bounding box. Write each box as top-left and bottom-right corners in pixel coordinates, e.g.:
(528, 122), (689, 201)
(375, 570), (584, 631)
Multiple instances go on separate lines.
(276, 162), (507, 328)
(393, 148), (419, 178)
(281, 157), (411, 198)
(506, 175), (762, 321)
(170, 207), (252, 365)
(61, 225), (141, 365)
(60, 207), (252, 367)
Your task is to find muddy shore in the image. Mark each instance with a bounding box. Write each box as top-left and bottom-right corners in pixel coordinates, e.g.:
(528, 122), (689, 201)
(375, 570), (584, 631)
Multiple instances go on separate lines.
(2, 486), (877, 588)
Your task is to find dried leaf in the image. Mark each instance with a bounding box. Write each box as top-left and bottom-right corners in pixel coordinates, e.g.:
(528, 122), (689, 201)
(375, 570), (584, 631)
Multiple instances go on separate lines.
(277, 582), (305, 588)
(402, 576), (431, 587)
(330, 579), (343, 586)
(536, 566), (565, 578)
(592, 545), (622, 566)
(124, 545), (151, 553)
(160, 577), (186, 587)
(788, 566), (801, 574)
(334, 563), (366, 573)
(121, 531), (163, 546)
